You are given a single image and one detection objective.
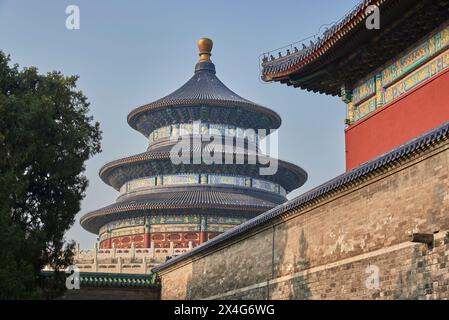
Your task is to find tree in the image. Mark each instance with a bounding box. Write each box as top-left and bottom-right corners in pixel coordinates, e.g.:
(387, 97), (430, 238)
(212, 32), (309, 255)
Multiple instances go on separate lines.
(0, 51), (101, 299)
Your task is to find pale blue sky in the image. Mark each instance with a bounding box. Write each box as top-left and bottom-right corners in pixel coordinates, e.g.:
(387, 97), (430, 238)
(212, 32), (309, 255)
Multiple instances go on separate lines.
(0, 0), (359, 248)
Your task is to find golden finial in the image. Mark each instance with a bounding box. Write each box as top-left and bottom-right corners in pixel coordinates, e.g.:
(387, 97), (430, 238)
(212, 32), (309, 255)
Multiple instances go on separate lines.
(197, 38), (213, 62)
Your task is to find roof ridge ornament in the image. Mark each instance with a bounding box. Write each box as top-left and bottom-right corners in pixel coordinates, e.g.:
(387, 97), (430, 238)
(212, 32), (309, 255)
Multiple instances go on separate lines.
(197, 37), (213, 62)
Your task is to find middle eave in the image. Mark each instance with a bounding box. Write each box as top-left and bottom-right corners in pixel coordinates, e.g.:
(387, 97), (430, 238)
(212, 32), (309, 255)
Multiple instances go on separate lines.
(98, 149), (307, 193)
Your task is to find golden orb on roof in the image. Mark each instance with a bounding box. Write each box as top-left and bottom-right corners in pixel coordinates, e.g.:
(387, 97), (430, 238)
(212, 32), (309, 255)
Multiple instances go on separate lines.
(197, 37), (213, 62)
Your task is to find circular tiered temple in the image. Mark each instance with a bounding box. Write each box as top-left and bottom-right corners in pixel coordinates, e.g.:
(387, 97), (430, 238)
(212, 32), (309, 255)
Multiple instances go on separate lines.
(80, 38), (307, 262)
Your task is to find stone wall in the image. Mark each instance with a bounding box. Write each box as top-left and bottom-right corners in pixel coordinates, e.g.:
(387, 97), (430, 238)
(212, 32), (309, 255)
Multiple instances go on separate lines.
(158, 138), (449, 299)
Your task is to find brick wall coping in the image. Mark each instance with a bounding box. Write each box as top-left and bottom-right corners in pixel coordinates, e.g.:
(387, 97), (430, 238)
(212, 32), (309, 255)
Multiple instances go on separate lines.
(153, 120), (449, 273)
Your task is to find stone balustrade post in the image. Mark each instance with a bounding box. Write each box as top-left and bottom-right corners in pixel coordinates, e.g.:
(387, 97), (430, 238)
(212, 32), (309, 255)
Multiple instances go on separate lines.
(169, 241), (174, 256)
(112, 242), (116, 259)
(143, 256), (147, 274)
(131, 242), (135, 261)
(150, 243), (155, 258)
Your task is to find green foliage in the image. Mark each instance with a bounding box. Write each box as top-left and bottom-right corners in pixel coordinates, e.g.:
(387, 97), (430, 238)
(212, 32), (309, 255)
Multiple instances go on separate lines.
(0, 51), (101, 299)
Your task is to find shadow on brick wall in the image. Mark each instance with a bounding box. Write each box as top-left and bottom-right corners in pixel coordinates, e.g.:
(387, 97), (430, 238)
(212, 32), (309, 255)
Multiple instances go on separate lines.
(394, 246), (430, 299)
(288, 229), (311, 300)
(270, 228), (311, 300)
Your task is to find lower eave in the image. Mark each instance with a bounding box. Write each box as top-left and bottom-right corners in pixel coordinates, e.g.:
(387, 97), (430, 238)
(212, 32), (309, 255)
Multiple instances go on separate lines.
(80, 188), (279, 234)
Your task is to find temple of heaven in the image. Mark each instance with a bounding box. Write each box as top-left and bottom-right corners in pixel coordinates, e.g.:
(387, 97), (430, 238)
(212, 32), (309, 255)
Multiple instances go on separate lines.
(80, 38), (307, 262)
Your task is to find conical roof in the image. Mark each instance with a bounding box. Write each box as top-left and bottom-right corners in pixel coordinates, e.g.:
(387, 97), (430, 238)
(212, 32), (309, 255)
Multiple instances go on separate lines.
(128, 44), (281, 137)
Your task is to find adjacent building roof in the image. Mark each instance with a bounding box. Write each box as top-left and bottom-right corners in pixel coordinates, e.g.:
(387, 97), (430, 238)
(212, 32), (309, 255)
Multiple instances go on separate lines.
(261, 0), (449, 95)
(153, 120), (449, 273)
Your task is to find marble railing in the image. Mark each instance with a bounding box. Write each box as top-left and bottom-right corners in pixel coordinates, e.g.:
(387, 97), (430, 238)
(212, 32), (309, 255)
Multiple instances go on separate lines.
(72, 242), (194, 274)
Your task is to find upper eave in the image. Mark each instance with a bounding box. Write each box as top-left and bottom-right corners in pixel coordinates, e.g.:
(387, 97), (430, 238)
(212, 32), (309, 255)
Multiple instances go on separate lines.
(128, 62), (282, 137)
(261, 0), (449, 95)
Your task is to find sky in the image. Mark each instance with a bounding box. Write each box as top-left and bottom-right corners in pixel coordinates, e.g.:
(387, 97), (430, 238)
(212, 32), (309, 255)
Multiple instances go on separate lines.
(0, 0), (360, 248)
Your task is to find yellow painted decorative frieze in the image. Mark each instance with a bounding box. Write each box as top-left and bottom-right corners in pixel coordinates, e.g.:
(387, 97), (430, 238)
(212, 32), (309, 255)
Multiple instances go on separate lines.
(348, 22), (449, 125)
(111, 226), (145, 238)
(347, 102), (355, 124)
(384, 50), (449, 104)
(353, 97), (377, 122)
(352, 77), (376, 105)
(151, 224), (199, 233)
(207, 224), (238, 232)
(382, 40), (432, 87)
(375, 74), (384, 108)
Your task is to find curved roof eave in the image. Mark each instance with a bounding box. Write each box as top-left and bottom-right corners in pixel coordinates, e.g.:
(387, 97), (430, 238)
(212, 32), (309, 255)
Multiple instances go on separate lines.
(98, 150), (307, 192)
(261, 0), (384, 81)
(127, 61), (282, 134)
(80, 190), (277, 234)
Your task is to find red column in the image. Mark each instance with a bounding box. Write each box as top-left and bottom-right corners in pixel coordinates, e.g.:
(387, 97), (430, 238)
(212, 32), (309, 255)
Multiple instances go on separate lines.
(199, 231), (207, 244)
(199, 214), (207, 244)
(143, 218), (151, 248)
(105, 230), (112, 249)
(144, 231), (151, 248)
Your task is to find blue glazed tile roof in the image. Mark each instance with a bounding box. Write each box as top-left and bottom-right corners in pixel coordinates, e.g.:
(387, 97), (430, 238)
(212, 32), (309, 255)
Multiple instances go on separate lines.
(145, 62), (259, 108)
(80, 188), (279, 234)
(153, 120), (449, 273)
(128, 61), (282, 132)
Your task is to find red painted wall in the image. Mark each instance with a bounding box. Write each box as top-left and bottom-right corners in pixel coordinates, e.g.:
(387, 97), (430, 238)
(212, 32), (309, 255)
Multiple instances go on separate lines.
(345, 69), (449, 171)
(100, 231), (222, 249)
